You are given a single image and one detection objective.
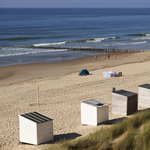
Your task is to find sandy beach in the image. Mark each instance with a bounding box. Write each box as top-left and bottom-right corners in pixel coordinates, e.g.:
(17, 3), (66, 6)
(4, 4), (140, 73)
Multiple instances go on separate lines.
(1, 51), (150, 150)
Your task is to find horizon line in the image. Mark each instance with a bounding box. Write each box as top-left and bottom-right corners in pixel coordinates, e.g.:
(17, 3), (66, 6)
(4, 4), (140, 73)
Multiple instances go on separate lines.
(0, 7), (150, 9)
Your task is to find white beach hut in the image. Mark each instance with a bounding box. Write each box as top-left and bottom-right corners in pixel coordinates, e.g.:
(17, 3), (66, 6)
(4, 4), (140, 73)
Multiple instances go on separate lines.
(19, 111), (53, 145)
(138, 84), (150, 107)
(81, 99), (109, 126)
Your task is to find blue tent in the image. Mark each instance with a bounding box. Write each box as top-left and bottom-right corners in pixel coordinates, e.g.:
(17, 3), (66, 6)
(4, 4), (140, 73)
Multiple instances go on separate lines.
(79, 69), (89, 75)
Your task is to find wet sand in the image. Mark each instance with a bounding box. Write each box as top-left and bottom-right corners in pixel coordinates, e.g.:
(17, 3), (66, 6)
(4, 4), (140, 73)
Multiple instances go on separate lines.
(1, 51), (150, 150)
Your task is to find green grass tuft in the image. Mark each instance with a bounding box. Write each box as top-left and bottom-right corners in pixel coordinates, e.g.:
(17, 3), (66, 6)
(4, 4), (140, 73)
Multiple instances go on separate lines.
(47, 110), (150, 150)
(113, 130), (135, 150)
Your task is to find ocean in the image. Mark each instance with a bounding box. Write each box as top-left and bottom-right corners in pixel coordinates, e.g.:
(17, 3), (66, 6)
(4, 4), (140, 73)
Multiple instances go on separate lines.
(0, 8), (150, 66)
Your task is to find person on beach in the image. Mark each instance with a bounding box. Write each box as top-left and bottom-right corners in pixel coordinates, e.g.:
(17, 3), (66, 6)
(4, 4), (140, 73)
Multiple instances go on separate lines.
(114, 53), (117, 59)
(95, 55), (97, 61)
(108, 54), (110, 59)
(104, 54), (106, 59)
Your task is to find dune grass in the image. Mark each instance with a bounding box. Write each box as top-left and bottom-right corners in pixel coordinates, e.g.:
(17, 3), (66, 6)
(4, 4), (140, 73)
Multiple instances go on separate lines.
(48, 110), (150, 150)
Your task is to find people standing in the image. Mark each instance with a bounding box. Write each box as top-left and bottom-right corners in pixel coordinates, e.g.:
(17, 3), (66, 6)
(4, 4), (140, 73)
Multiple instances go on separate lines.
(104, 54), (106, 60)
(108, 54), (110, 59)
(114, 53), (117, 59)
(95, 55), (97, 61)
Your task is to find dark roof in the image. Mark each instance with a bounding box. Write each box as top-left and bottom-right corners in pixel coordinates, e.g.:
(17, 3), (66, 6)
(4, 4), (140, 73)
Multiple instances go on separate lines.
(138, 84), (150, 89)
(112, 90), (137, 96)
(81, 99), (107, 107)
(20, 111), (53, 124)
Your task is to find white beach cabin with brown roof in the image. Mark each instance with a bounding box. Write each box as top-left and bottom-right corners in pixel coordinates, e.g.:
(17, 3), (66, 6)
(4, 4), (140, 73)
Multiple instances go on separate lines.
(19, 111), (53, 145)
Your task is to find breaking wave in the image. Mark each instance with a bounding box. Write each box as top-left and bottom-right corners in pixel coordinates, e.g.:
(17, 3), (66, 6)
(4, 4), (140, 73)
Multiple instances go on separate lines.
(130, 41), (147, 44)
(0, 49), (68, 57)
(127, 33), (150, 36)
(86, 37), (118, 42)
(33, 42), (66, 47)
(102, 41), (147, 47)
(33, 36), (119, 47)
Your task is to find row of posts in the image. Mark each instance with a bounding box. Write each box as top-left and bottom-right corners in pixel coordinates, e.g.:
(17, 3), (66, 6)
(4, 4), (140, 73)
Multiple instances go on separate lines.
(35, 45), (149, 53)
(68, 48), (149, 53)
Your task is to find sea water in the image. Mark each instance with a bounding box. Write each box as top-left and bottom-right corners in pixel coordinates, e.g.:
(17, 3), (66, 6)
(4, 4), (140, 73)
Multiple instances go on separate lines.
(0, 8), (150, 66)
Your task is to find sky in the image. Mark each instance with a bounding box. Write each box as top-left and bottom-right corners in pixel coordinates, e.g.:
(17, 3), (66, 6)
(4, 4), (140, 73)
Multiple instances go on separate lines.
(0, 0), (150, 8)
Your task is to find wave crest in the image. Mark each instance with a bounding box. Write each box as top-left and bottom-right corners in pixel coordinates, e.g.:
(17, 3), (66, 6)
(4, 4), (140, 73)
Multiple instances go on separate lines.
(33, 42), (66, 47)
(0, 49), (68, 57)
(127, 33), (150, 36)
(86, 37), (118, 43)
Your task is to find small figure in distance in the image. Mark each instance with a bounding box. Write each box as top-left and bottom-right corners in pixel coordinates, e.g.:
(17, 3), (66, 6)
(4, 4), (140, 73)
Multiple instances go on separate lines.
(104, 54), (106, 60)
(95, 55), (97, 61)
(114, 53), (117, 59)
(108, 54), (110, 59)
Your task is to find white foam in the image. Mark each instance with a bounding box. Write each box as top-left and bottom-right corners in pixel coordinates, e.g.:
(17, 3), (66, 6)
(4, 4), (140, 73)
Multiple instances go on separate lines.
(33, 42), (66, 47)
(86, 38), (108, 42)
(115, 41), (147, 46)
(130, 41), (147, 44)
(102, 41), (147, 47)
(86, 37), (117, 43)
(111, 37), (117, 39)
(0, 49), (68, 57)
(133, 36), (150, 40)
(115, 43), (128, 45)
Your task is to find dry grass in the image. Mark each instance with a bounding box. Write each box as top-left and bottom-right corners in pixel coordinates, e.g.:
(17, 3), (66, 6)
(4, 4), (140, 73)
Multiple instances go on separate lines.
(47, 109), (150, 150)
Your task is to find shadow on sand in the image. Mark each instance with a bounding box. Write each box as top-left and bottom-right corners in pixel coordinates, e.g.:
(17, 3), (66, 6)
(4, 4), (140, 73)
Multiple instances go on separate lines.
(97, 117), (127, 126)
(137, 107), (150, 113)
(99, 107), (150, 126)
(44, 132), (82, 144)
(54, 132), (82, 142)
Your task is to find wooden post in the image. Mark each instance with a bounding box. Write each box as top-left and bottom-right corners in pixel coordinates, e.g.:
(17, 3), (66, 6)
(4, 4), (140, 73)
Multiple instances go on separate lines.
(36, 86), (39, 105)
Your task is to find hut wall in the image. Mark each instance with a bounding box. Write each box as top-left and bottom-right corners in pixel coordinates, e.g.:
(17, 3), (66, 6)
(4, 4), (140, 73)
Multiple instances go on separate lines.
(111, 93), (127, 116)
(138, 86), (150, 107)
(81, 103), (97, 126)
(97, 106), (109, 125)
(37, 121), (53, 144)
(111, 92), (137, 116)
(127, 95), (138, 115)
(19, 116), (37, 145)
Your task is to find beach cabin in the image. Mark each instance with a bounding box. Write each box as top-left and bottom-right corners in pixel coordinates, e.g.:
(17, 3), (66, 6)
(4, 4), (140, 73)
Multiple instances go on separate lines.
(19, 111), (53, 145)
(111, 90), (138, 116)
(81, 99), (109, 126)
(138, 84), (150, 107)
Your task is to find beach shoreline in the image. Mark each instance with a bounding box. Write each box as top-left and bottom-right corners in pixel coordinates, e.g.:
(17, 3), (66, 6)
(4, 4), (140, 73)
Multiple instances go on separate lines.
(0, 51), (149, 87)
(1, 51), (150, 150)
